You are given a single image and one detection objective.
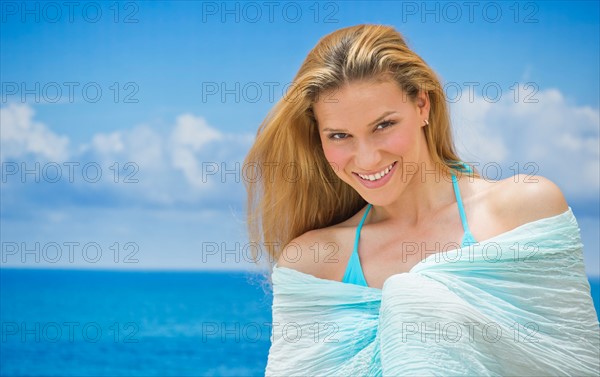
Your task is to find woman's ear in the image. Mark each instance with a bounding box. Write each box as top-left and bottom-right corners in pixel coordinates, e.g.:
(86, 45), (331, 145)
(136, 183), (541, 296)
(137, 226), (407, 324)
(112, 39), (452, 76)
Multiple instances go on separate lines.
(416, 90), (430, 116)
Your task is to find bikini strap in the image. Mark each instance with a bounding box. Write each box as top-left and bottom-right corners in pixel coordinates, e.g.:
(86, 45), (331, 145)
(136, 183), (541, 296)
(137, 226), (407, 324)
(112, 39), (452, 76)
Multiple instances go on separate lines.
(353, 204), (372, 253)
(451, 173), (472, 235)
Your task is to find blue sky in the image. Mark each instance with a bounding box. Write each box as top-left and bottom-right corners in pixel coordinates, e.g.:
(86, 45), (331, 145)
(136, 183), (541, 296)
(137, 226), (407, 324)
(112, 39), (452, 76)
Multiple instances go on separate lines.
(1, 1), (599, 275)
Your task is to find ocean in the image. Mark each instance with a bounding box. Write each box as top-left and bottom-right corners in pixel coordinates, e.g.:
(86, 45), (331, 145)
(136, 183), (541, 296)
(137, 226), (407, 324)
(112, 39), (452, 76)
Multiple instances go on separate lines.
(0, 269), (273, 376)
(1, 269), (599, 376)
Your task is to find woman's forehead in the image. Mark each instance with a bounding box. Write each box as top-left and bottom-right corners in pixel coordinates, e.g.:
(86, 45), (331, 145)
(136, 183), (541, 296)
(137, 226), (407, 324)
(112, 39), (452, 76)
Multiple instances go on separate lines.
(313, 81), (412, 123)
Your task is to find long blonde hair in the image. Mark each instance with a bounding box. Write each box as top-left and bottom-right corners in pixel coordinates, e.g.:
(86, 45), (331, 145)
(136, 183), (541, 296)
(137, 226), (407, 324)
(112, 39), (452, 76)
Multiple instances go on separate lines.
(244, 24), (476, 266)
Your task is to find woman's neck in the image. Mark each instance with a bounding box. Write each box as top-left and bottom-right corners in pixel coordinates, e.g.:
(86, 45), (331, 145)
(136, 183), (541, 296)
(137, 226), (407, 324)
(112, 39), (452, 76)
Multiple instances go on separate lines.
(370, 162), (458, 227)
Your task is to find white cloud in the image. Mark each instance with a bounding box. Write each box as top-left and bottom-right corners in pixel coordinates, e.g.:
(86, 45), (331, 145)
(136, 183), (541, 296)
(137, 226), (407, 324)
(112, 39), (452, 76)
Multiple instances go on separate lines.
(0, 103), (69, 161)
(171, 113), (223, 150)
(1, 103), (254, 206)
(451, 96), (508, 162)
(452, 86), (599, 200)
(89, 124), (166, 169)
(169, 114), (225, 189)
(84, 124), (174, 205)
(91, 132), (125, 155)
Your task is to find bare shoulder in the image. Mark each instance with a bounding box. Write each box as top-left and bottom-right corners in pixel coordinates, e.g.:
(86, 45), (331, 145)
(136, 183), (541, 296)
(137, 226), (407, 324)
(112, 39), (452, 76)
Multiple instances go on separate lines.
(275, 212), (363, 280)
(276, 227), (348, 280)
(489, 174), (569, 228)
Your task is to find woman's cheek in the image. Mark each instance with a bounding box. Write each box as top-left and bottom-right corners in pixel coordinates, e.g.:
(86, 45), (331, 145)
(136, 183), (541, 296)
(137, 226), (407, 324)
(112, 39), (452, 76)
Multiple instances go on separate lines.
(382, 132), (409, 155)
(322, 144), (351, 178)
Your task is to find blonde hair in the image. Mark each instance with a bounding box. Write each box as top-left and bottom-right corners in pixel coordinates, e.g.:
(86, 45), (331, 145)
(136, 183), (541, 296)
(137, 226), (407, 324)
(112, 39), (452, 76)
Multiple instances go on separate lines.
(243, 24), (477, 266)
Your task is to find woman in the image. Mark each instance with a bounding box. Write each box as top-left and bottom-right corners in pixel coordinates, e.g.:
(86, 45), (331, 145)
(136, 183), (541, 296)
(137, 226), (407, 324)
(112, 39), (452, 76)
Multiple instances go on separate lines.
(244, 24), (599, 376)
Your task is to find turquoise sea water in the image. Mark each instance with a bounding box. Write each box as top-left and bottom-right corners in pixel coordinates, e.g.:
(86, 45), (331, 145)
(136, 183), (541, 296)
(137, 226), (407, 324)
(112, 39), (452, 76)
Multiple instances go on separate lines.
(0, 269), (273, 376)
(1, 269), (599, 376)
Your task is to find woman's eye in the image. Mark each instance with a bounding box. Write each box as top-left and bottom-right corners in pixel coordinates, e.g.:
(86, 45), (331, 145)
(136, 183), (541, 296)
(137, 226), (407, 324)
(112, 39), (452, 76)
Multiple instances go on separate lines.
(326, 121), (394, 141)
(329, 133), (348, 140)
(376, 120), (395, 130)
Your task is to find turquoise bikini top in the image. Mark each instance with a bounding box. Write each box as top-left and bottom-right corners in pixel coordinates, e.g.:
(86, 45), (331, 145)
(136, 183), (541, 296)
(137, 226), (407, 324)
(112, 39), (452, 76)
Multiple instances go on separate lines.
(342, 169), (477, 287)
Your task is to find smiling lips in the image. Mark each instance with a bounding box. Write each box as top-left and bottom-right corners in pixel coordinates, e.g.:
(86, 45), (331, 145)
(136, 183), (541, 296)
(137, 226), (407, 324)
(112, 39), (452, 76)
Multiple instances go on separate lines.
(356, 161), (397, 182)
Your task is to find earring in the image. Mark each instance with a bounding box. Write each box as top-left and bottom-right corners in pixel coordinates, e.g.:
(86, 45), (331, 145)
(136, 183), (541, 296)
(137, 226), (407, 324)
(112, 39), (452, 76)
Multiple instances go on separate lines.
(424, 119), (429, 126)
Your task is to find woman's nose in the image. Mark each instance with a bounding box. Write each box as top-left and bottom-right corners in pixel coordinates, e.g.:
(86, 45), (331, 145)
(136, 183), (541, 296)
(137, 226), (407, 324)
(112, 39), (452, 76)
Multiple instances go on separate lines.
(354, 139), (382, 171)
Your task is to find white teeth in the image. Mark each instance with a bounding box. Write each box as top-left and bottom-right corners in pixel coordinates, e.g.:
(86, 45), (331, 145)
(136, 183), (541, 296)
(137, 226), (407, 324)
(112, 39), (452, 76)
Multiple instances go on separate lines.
(358, 162), (395, 181)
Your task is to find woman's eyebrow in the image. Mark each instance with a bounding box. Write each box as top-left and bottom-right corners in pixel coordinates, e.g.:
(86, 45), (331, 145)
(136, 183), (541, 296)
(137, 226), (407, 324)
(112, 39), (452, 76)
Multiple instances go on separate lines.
(321, 111), (397, 132)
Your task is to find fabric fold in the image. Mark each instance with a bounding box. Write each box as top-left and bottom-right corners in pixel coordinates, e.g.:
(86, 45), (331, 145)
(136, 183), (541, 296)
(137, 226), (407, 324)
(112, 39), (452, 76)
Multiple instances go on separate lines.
(265, 208), (600, 376)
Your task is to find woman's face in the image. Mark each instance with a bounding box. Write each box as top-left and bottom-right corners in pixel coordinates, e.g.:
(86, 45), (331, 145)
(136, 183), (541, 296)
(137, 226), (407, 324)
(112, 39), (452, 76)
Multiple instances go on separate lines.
(313, 79), (431, 205)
